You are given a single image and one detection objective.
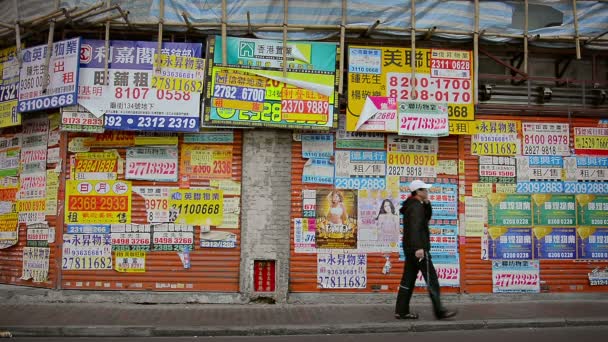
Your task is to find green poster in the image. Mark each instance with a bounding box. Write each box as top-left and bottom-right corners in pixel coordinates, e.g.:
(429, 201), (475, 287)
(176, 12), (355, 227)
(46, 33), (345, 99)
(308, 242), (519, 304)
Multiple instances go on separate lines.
(576, 195), (608, 226)
(487, 193), (532, 227)
(532, 194), (576, 226)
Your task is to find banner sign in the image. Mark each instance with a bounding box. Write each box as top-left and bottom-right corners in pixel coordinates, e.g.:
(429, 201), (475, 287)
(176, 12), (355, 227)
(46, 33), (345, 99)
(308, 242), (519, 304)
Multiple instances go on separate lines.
(302, 158), (334, 185)
(478, 156), (516, 184)
(336, 115), (385, 150)
(78, 40), (203, 131)
(114, 250), (146, 273)
(21, 247), (50, 282)
(132, 186), (173, 223)
(488, 227), (533, 260)
(62, 233), (112, 270)
(301, 134), (334, 159)
(398, 101), (449, 137)
(532, 194), (576, 226)
(577, 227), (608, 260)
(204, 36), (339, 130)
(317, 252), (367, 289)
(169, 189), (223, 226)
(294, 218), (316, 253)
(574, 127), (608, 156)
(492, 260), (540, 293)
(574, 156), (608, 182)
(152, 53), (205, 92)
(65, 180), (132, 224)
(151, 223), (194, 251)
(0, 46), (20, 127)
(576, 195), (608, 226)
(354, 96), (398, 132)
(522, 122), (569, 156)
(18, 37), (80, 112)
(315, 189), (358, 249)
(357, 188), (400, 253)
(180, 144), (233, 180)
(416, 254), (460, 287)
(111, 224), (151, 251)
(487, 193), (532, 226)
(126, 147), (178, 182)
(472, 134), (520, 156)
(533, 227), (576, 259)
(334, 150), (386, 189)
(347, 46), (474, 132)
(517, 156), (563, 182)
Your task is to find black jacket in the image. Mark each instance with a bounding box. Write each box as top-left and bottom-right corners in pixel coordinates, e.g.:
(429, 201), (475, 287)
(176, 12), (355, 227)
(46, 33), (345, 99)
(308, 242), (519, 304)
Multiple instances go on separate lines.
(400, 197), (432, 253)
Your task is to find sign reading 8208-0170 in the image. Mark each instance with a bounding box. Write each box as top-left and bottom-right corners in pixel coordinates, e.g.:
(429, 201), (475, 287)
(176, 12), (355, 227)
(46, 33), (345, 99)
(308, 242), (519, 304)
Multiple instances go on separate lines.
(18, 37), (81, 112)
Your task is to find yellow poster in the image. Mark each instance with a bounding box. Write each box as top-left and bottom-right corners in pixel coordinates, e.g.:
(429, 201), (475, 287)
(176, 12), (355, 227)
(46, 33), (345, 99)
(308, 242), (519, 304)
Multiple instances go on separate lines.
(0, 212), (18, 248)
(114, 251), (146, 273)
(0, 46), (20, 128)
(347, 46), (474, 131)
(65, 180), (132, 224)
(74, 152), (118, 180)
(210, 179), (241, 196)
(472, 183), (493, 197)
(45, 171), (59, 216)
(169, 189), (223, 226)
(134, 135), (179, 146)
(496, 183), (517, 194)
(180, 144), (233, 180)
(152, 54), (205, 92)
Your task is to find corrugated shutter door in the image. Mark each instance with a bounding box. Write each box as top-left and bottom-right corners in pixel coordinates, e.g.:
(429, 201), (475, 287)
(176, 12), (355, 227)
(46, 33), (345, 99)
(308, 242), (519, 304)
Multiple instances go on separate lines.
(290, 134), (460, 293)
(460, 115), (608, 293)
(60, 131), (242, 291)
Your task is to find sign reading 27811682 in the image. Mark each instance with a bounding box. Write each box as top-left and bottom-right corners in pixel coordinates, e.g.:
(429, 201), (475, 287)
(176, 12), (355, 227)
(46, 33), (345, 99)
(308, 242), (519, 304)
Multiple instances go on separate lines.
(18, 38), (81, 112)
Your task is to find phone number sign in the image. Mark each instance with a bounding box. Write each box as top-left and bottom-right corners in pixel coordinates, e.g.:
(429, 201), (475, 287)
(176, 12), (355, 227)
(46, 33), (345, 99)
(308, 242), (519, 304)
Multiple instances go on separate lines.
(65, 180), (132, 224)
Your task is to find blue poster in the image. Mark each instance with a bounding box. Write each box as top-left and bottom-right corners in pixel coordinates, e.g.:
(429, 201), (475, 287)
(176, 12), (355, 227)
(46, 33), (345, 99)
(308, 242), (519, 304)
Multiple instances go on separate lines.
(427, 182), (458, 220)
(78, 40), (203, 132)
(577, 227), (608, 260)
(488, 227), (533, 260)
(334, 150), (386, 190)
(534, 227), (576, 260)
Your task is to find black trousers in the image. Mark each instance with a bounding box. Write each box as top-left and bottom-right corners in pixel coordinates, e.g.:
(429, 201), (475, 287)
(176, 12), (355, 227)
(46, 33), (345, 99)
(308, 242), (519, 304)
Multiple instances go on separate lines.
(395, 251), (444, 317)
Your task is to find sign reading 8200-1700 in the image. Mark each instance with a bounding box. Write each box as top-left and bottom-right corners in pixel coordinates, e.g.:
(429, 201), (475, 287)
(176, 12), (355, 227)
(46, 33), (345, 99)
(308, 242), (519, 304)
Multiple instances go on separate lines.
(18, 37), (81, 112)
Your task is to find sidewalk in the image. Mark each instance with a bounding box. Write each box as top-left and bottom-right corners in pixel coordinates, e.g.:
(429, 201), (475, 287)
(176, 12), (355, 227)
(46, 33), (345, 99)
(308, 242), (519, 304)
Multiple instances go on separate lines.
(2, 296), (608, 337)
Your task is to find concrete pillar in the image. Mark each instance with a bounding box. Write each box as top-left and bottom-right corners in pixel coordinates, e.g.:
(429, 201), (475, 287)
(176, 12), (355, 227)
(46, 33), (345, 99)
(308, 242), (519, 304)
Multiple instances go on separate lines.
(239, 130), (292, 303)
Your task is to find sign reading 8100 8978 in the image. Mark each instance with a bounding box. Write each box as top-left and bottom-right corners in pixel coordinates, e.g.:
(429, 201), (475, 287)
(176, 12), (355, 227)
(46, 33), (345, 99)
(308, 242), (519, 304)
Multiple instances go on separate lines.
(203, 36), (339, 130)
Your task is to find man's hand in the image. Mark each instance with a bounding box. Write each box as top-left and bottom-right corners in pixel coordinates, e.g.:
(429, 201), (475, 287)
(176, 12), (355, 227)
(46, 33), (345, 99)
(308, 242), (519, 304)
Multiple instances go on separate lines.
(415, 249), (425, 260)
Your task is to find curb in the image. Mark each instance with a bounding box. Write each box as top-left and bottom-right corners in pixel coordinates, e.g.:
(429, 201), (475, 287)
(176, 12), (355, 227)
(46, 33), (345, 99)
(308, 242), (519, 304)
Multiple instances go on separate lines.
(4, 318), (608, 337)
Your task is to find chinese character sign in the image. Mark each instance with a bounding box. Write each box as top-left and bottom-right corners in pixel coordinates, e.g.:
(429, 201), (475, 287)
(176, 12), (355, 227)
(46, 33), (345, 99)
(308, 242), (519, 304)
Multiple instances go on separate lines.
(492, 260), (540, 293)
(180, 144), (233, 181)
(168, 189), (223, 226)
(126, 147), (178, 182)
(65, 180), (132, 224)
(533, 227), (576, 260)
(62, 233), (112, 270)
(577, 227), (608, 260)
(334, 150), (386, 190)
(0, 46), (20, 127)
(488, 227), (533, 260)
(576, 195), (608, 226)
(317, 252), (367, 289)
(487, 193), (532, 226)
(18, 38), (81, 112)
(315, 189), (358, 249)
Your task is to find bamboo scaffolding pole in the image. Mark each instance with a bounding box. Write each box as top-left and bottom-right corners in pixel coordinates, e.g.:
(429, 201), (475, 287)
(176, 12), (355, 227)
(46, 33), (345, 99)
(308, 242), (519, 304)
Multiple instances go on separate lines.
(42, 0), (60, 94)
(410, 0), (416, 99)
(338, 0), (346, 94)
(182, 12), (192, 30)
(572, 0), (581, 59)
(156, 0), (164, 73)
(103, 0), (111, 86)
(282, 0), (288, 77)
(523, 0), (528, 74)
(13, 0), (21, 64)
(0, 22), (13, 29)
(221, 0), (227, 65)
(247, 11), (252, 35)
(474, 0), (479, 104)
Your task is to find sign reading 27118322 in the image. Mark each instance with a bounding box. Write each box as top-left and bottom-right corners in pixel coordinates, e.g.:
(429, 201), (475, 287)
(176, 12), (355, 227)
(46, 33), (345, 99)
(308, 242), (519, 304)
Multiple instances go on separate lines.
(18, 37), (81, 112)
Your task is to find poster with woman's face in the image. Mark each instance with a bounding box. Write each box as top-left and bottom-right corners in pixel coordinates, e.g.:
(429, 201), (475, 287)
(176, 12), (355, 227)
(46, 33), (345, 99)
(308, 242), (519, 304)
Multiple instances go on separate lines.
(315, 189), (358, 249)
(357, 188), (401, 253)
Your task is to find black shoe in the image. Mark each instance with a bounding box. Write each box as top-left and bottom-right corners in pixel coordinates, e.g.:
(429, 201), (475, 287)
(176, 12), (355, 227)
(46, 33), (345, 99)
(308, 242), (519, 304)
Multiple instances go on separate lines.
(437, 309), (457, 320)
(395, 312), (419, 320)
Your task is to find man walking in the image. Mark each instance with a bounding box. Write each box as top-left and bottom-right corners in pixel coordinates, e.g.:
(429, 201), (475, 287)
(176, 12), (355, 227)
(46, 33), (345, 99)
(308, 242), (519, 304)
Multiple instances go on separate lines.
(395, 180), (457, 320)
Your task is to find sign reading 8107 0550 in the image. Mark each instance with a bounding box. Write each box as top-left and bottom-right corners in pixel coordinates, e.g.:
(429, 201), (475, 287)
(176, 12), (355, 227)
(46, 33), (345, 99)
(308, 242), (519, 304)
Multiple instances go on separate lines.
(18, 37), (81, 112)
(203, 36), (339, 130)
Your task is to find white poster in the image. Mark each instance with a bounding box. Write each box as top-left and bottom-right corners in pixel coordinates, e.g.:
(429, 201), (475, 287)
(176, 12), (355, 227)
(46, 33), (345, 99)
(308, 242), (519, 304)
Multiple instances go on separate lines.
(317, 252), (367, 289)
(492, 260), (540, 293)
(301, 134), (334, 159)
(21, 247), (50, 282)
(126, 147), (178, 182)
(357, 189), (400, 253)
(522, 122), (569, 156)
(62, 233), (112, 270)
(132, 186), (174, 223)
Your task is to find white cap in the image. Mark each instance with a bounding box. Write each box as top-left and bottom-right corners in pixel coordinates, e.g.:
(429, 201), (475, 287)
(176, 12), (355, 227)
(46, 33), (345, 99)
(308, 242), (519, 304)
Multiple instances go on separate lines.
(409, 180), (432, 192)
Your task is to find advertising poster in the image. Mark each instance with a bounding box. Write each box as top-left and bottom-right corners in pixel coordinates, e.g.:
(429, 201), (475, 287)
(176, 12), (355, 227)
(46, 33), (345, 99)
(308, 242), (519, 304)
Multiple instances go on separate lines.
(26, 222), (50, 247)
(492, 260), (540, 293)
(67, 224), (111, 234)
(429, 225), (459, 255)
(200, 230), (237, 248)
(0, 46), (20, 127)
(532, 194), (576, 226)
(60, 105), (105, 133)
(427, 180), (458, 221)
(533, 227), (576, 260)
(357, 188), (400, 253)
(398, 101), (449, 137)
(17, 172), (47, 224)
(302, 189), (317, 218)
(18, 38), (80, 112)
(180, 144), (233, 180)
(464, 196), (487, 237)
(472, 134), (520, 156)
(168, 189), (223, 226)
(126, 146), (178, 182)
(574, 127), (608, 156)
(573, 156), (608, 182)
(577, 227), (608, 260)
(589, 268), (608, 286)
(74, 152), (118, 181)
(184, 130), (234, 144)
(21, 247), (50, 282)
(517, 156), (563, 182)
(152, 53), (205, 92)
(334, 150), (386, 190)
(114, 250), (146, 273)
(151, 223), (194, 251)
(302, 158), (334, 185)
(576, 195), (608, 226)
(0, 212), (18, 249)
(294, 218), (316, 253)
(65, 180), (132, 224)
(0, 135), (20, 176)
(354, 96), (397, 132)
(478, 156), (516, 184)
(218, 196), (240, 229)
(522, 122), (570, 156)
(62, 233), (112, 270)
(132, 186), (173, 223)
(387, 135), (438, 178)
(487, 193), (532, 226)
(78, 40), (203, 131)
(488, 227), (533, 260)
(416, 254), (460, 287)
(301, 134), (334, 159)
(0, 176), (18, 213)
(110, 224), (151, 251)
(315, 189), (358, 249)
(336, 115), (385, 150)
(347, 46), (474, 132)
(317, 252), (367, 289)
(204, 36), (339, 130)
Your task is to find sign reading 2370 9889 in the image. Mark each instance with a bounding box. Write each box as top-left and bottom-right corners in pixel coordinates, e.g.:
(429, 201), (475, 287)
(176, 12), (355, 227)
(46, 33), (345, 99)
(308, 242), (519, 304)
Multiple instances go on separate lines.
(203, 36), (339, 130)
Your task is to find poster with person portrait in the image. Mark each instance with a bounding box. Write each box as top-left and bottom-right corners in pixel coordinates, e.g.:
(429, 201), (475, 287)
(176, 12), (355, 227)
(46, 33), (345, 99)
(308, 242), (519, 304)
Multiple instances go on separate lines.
(357, 187), (401, 253)
(316, 189), (358, 249)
